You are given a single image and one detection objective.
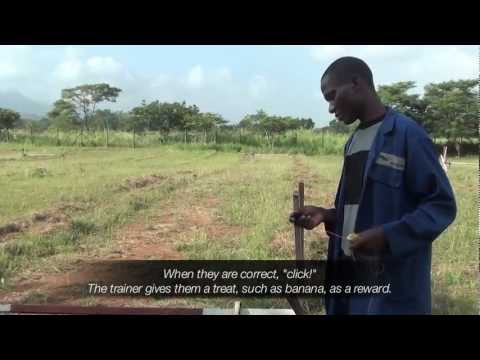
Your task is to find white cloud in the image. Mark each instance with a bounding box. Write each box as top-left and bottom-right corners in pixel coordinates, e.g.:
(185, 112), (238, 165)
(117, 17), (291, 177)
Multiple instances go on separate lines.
(185, 65), (205, 88)
(0, 63), (17, 78)
(53, 58), (83, 80)
(151, 73), (172, 88)
(361, 45), (411, 58)
(213, 67), (232, 83)
(64, 46), (84, 60)
(52, 48), (134, 87)
(310, 45), (347, 62)
(0, 45), (33, 78)
(86, 56), (124, 75)
(309, 45), (417, 66)
(309, 45), (477, 88)
(249, 75), (268, 99)
(407, 47), (477, 79)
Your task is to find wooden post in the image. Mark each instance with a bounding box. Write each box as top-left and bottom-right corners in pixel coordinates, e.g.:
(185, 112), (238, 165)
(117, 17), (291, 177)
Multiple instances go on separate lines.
(133, 128), (136, 149)
(286, 184), (307, 315)
(30, 126), (33, 144)
(298, 181), (305, 259)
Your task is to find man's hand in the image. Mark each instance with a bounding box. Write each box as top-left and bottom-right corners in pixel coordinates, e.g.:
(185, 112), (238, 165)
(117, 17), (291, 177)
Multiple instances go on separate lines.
(289, 206), (328, 230)
(350, 226), (386, 253)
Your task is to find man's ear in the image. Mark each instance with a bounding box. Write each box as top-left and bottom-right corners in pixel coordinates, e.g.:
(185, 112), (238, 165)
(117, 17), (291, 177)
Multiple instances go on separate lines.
(351, 75), (362, 92)
(351, 75), (360, 87)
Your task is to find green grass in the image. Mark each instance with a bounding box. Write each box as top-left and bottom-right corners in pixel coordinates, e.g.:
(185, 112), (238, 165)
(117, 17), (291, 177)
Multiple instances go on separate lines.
(4, 129), (351, 156)
(0, 145), (476, 314)
(430, 160), (478, 314)
(0, 144), (238, 224)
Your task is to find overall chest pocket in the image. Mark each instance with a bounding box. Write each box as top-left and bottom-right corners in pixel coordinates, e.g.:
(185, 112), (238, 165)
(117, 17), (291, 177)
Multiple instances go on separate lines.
(368, 156), (404, 188)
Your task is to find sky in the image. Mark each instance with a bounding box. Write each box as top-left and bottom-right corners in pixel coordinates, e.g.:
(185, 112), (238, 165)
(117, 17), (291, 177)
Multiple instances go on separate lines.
(0, 45), (477, 127)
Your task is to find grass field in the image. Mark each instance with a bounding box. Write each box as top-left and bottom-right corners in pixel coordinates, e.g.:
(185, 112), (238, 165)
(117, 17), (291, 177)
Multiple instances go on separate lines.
(0, 143), (477, 314)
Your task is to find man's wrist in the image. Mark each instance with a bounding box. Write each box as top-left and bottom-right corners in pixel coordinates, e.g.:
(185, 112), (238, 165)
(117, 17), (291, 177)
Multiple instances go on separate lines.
(321, 208), (336, 226)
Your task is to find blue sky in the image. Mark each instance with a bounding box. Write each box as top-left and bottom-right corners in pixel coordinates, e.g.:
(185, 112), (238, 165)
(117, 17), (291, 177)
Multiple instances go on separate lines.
(0, 45), (477, 127)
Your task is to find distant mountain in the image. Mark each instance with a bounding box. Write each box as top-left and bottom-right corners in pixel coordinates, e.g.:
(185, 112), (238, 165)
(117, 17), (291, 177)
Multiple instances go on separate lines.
(0, 90), (50, 119)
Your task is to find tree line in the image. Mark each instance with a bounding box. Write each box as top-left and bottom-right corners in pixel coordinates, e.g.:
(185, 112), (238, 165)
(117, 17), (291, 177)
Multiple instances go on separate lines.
(325, 79), (478, 143)
(0, 79), (477, 146)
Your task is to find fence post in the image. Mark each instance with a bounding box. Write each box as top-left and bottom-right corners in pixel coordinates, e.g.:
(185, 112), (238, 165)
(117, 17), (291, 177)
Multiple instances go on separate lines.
(56, 128), (60, 146)
(105, 126), (109, 148)
(30, 126), (33, 144)
(133, 128), (136, 149)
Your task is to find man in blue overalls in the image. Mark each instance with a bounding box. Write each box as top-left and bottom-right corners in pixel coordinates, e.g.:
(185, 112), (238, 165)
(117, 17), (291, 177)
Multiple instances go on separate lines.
(289, 57), (456, 314)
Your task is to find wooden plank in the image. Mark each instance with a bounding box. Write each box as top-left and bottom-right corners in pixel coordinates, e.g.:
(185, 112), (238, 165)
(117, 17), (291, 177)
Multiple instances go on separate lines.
(2, 303), (295, 316)
(9, 304), (203, 315)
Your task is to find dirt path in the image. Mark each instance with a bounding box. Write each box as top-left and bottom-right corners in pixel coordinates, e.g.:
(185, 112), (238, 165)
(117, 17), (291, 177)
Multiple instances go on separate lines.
(0, 181), (240, 308)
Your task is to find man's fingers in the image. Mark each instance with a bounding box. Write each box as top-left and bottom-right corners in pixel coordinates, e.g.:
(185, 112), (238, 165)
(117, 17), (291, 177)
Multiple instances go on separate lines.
(349, 234), (367, 250)
(298, 214), (311, 227)
(289, 212), (299, 223)
(289, 212), (311, 226)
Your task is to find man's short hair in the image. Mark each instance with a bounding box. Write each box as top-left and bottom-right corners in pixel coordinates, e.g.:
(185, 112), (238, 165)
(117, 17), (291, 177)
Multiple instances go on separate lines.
(321, 56), (375, 89)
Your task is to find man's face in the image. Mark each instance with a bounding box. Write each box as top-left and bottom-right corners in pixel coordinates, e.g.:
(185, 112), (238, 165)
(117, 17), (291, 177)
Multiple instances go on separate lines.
(321, 74), (361, 125)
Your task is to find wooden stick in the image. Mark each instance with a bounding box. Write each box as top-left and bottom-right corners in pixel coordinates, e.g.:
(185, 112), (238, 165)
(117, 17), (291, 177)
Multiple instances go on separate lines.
(293, 191), (303, 260)
(298, 182), (305, 259)
(286, 188), (306, 315)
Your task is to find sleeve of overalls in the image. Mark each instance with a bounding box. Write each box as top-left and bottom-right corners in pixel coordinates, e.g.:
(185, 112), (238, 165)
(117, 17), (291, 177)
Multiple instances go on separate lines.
(382, 125), (457, 257)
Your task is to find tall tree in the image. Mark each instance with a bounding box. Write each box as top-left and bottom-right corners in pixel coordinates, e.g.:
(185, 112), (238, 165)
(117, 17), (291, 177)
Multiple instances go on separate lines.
(377, 81), (428, 129)
(238, 109), (269, 130)
(0, 108), (20, 142)
(423, 79), (478, 143)
(61, 83), (122, 132)
(193, 112), (227, 143)
(0, 108), (20, 130)
(48, 99), (79, 130)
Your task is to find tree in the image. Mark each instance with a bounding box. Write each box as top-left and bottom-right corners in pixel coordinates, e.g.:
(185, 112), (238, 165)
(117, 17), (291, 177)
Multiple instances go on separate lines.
(61, 83), (122, 132)
(298, 118), (315, 129)
(48, 99), (80, 131)
(423, 79), (478, 150)
(0, 108), (21, 142)
(377, 81), (428, 129)
(130, 100), (151, 131)
(192, 112), (228, 143)
(0, 108), (20, 130)
(92, 109), (122, 131)
(325, 118), (356, 134)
